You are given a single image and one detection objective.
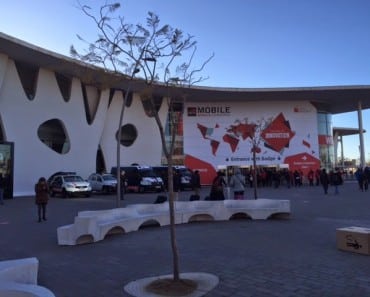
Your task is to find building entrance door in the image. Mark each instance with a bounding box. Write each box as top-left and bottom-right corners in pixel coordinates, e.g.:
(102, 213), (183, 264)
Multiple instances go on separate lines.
(0, 142), (14, 199)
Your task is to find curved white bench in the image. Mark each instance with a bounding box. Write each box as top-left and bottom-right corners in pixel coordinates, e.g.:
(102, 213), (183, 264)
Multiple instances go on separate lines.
(175, 201), (224, 223)
(0, 281), (55, 297)
(0, 258), (38, 285)
(223, 199), (291, 220)
(57, 199), (290, 246)
(0, 258), (55, 297)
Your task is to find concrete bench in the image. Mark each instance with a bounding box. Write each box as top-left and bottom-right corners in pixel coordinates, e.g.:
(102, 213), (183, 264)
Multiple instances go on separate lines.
(0, 281), (55, 297)
(223, 199), (291, 220)
(57, 199), (290, 246)
(0, 257), (38, 285)
(0, 257), (55, 297)
(175, 200), (224, 223)
(57, 208), (139, 245)
(126, 202), (182, 226)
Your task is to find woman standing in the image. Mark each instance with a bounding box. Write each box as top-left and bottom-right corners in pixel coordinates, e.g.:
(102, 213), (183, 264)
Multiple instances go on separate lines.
(35, 177), (49, 222)
(209, 171), (227, 200)
(229, 168), (246, 199)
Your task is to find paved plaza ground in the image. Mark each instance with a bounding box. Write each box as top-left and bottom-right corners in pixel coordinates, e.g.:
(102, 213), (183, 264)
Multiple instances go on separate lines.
(1, 180), (370, 297)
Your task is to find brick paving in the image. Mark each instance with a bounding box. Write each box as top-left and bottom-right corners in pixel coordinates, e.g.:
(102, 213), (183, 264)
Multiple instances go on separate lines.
(1, 180), (370, 297)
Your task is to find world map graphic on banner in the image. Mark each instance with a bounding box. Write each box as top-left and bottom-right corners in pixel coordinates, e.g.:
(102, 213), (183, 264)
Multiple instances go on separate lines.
(183, 101), (321, 183)
(197, 112), (295, 156)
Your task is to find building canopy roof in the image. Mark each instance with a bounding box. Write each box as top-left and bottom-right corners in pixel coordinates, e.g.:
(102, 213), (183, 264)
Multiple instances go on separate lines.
(1, 32), (370, 114)
(333, 127), (366, 137)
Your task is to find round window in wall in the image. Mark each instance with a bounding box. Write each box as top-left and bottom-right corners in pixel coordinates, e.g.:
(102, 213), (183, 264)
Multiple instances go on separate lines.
(116, 124), (137, 147)
(37, 119), (70, 154)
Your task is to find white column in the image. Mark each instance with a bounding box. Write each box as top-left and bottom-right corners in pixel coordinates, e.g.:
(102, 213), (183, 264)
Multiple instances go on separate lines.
(357, 101), (366, 168)
(333, 130), (339, 167)
(340, 135), (344, 168)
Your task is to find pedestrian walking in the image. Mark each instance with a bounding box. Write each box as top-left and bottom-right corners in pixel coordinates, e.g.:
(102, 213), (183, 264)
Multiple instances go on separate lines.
(331, 168), (343, 195)
(191, 170), (201, 196)
(35, 177), (49, 222)
(293, 170), (301, 187)
(355, 167), (364, 191)
(0, 173), (4, 205)
(308, 169), (314, 186)
(120, 170), (127, 200)
(173, 170), (181, 201)
(320, 168), (329, 195)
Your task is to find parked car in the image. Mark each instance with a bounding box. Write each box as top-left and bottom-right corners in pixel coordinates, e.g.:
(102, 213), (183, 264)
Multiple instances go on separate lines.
(111, 165), (164, 193)
(47, 171), (76, 187)
(87, 173), (117, 193)
(174, 165), (194, 190)
(49, 174), (92, 198)
(152, 165), (193, 190)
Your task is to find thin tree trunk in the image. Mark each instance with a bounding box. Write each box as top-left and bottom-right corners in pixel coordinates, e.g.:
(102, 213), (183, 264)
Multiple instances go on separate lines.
(167, 158), (180, 281)
(253, 150), (258, 199)
(116, 90), (129, 208)
(151, 98), (180, 281)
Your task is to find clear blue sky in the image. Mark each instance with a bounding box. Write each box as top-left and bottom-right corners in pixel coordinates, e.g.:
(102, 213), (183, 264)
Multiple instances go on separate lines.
(1, 0), (370, 161)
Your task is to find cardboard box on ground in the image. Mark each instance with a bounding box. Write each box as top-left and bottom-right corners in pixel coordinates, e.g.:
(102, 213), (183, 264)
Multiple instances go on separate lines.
(336, 226), (370, 255)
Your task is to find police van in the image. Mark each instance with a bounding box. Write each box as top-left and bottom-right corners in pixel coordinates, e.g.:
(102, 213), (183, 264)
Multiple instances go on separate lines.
(152, 165), (193, 190)
(111, 165), (164, 193)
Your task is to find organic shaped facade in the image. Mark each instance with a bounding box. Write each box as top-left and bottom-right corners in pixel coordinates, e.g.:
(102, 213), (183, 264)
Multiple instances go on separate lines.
(1, 32), (369, 196)
(0, 52), (166, 196)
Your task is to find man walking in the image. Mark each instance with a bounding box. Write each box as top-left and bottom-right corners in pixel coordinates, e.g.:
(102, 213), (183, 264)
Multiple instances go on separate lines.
(191, 170), (201, 197)
(0, 173), (4, 205)
(320, 168), (329, 195)
(120, 171), (127, 200)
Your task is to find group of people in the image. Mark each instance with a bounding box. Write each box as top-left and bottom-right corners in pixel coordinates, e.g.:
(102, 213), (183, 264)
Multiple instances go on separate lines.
(31, 166), (347, 222)
(207, 167), (346, 200)
(208, 169), (247, 201)
(319, 168), (343, 195)
(354, 167), (370, 191)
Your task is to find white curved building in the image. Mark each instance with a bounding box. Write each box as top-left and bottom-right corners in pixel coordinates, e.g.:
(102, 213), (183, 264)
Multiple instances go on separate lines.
(0, 32), (369, 197)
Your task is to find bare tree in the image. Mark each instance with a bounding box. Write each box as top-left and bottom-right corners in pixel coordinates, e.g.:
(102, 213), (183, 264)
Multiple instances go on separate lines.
(246, 117), (272, 199)
(71, 1), (213, 285)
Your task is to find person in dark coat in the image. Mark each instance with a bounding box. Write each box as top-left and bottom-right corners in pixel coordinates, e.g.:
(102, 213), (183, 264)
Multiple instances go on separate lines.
(209, 171), (227, 200)
(191, 170), (201, 196)
(319, 168), (330, 195)
(355, 167), (364, 191)
(331, 168), (343, 194)
(120, 170), (127, 200)
(0, 173), (4, 205)
(173, 170), (181, 201)
(35, 177), (49, 222)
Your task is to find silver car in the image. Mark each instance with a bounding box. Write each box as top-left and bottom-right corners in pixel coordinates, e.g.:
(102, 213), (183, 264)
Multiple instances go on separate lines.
(49, 175), (92, 198)
(87, 173), (117, 193)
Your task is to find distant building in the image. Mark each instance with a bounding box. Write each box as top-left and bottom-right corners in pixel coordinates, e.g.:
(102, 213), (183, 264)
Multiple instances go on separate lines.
(0, 32), (369, 196)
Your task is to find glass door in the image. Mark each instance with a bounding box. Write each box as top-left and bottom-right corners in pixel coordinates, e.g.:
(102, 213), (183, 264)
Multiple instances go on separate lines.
(0, 142), (14, 199)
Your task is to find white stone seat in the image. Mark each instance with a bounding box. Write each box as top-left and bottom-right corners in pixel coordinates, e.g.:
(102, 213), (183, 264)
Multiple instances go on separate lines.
(0, 281), (55, 297)
(57, 199), (291, 245)
(0, 258), (38, 285)
(176, 201), (224, 223)
(223, 199), (291, 220)
(127, 202), (182, 226)
(0, 258), (55, 297)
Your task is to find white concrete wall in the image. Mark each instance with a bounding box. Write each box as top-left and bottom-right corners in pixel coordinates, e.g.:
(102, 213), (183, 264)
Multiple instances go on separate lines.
(101, 92), (167, 172)
(0, 59), (104, 195)
(0, 55), (167, 196)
